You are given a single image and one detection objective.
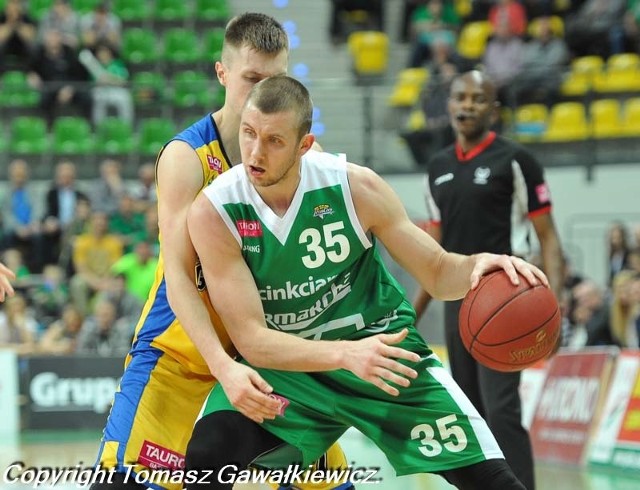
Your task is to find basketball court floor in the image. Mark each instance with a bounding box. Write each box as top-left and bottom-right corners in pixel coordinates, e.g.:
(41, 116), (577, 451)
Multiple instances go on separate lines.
(1, 429), (637, 489)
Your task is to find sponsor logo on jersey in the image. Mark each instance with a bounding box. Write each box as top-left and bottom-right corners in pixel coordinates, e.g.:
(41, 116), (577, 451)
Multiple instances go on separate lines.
(259, 274), (338, 301)
(313, 204), (334, 219)
(242, 244), (261, 253)
(535, 183), (551, 204)
(433, 173), (454, 186)
(206, 154), (222, 173)
(194, 261), (206, 291)
(473, 167), (491, 185)
(262, 273), (352, 333)
(237, 220), (262, 237)
(138, 441), (185, 470)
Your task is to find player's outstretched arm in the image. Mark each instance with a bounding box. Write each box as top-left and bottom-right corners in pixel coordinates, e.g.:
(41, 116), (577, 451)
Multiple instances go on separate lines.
(157, 142), (281, 422)
(0, 262), (16, 302)
(348, 164), (548, 298)
(187, 193), (420, 397)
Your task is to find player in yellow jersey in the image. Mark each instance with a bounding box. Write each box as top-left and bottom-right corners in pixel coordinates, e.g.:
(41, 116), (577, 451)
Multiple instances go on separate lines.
(91, 13), (351, 490)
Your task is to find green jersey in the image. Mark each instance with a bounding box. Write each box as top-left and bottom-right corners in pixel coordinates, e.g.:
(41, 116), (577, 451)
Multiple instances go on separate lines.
(203, 150), (416, 341)
(201, 151), (505, 474)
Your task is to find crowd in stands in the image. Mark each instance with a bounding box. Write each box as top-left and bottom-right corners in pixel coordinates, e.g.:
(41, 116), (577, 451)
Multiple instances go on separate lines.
(0, 0), (131, 126)
(0, 157), (158, 357)
(552, 221), (640, 351)
(397, 0), (640, 165)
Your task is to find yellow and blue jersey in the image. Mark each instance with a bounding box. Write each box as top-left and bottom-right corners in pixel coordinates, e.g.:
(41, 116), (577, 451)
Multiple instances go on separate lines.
(129, 114), (235, 375)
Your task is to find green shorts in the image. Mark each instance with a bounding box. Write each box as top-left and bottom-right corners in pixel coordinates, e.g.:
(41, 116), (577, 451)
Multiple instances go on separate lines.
(203, 328), (504, 476)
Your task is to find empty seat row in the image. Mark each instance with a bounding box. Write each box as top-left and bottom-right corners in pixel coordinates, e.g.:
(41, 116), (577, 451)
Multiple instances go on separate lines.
(23, 0), (229, 23)
(123, 27), (225, 65)
(513, 99), (640, 142)
(561, 53), (640, 95)
(2, 116), (179, 156)
(0, 70), (225, 110)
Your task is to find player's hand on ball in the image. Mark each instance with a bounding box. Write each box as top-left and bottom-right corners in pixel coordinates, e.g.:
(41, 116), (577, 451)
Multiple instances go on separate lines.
(341, 328), (420, 396)
(216, 361), (283, 423)
(470, 253), (549, 290)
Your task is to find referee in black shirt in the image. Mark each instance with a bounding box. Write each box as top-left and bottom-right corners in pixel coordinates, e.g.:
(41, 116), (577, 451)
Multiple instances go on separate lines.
(414, 71), (564, 490)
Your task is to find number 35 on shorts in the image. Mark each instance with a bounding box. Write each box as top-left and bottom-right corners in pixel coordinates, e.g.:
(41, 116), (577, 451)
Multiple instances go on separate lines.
(411, 414), (468, 457)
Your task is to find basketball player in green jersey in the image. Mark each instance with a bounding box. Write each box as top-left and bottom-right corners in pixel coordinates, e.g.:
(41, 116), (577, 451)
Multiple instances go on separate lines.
(185, 76), (549, 489)
(0, 261), (15, 301)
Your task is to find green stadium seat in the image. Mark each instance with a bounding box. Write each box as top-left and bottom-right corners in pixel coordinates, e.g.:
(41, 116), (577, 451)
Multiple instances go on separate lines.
(9, 117), (49, 154)
(138, 118), (176, 156)
(122, 28), (160, 65)
(202, 27), (225, 62)
(132, 71), (167, 106)
(71, 0), (100, 14)
(0, 71), (39, 108)
(28, 0), (53, 21)
(52, 117), (94, 154)
(95, 117), (135, 154)
(196, 0), (230, 22)
(154, 0), (190, 21)
(163, 28), (202, 64)
(0, 122), (7, 154)
(112, 0), (151, 22)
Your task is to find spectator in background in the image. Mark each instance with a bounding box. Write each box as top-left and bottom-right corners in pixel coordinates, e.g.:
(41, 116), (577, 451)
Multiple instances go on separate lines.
(38, 0), (80, 49)
(110, 241), (158, 302)
(96, 273), (142, 323)
(482, 20), (525, 104)
(57, 195), (92, 276)
(565, 0), (626, 58)
(69, 211), (123, 315)
(401, 53), (458, 164)
(27, 29), (91, 125)
(627, 247), (640, 275)
(508, 15), (569, 106)
(609, 270), (640, 347)
(0, 0), (37, 71)
(90, 159), (126, 216)
(0, 293), (38, 355)
(633, 224), (640, 248)
(628, 275), (640, 348)
(38, 303), (84, 355)
(572, 279), (615, 346)
(1, 159), (43, 272)
(41, 161), (89, 267)
(76, 298), (131, 356)
(109, 194), (145, 252)
(30, 263), (69, 329)
(79, 43), (133, 126)
(130, 162), (157, 213)
(407, 0), (460, 67)
(1, 248), (32, 284)
(328, 0), (385, 44)
(607, 221), (631, 286)
(139, 205), (159, 255)
(623, 0), (640, 52)
(80, 1), (121, 51)
(488, 0), (528, 37)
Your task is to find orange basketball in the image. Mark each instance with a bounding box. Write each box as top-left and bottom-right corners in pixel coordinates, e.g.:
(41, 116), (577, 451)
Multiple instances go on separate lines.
(459, 270), (561, 372)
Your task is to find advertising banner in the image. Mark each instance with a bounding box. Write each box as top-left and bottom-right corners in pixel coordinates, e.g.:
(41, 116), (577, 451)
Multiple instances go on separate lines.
(589, 350), (640, 472)
(529, 348), (617, 465)
(20, 355), (123, 430)
(0, 350), (19, 436)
